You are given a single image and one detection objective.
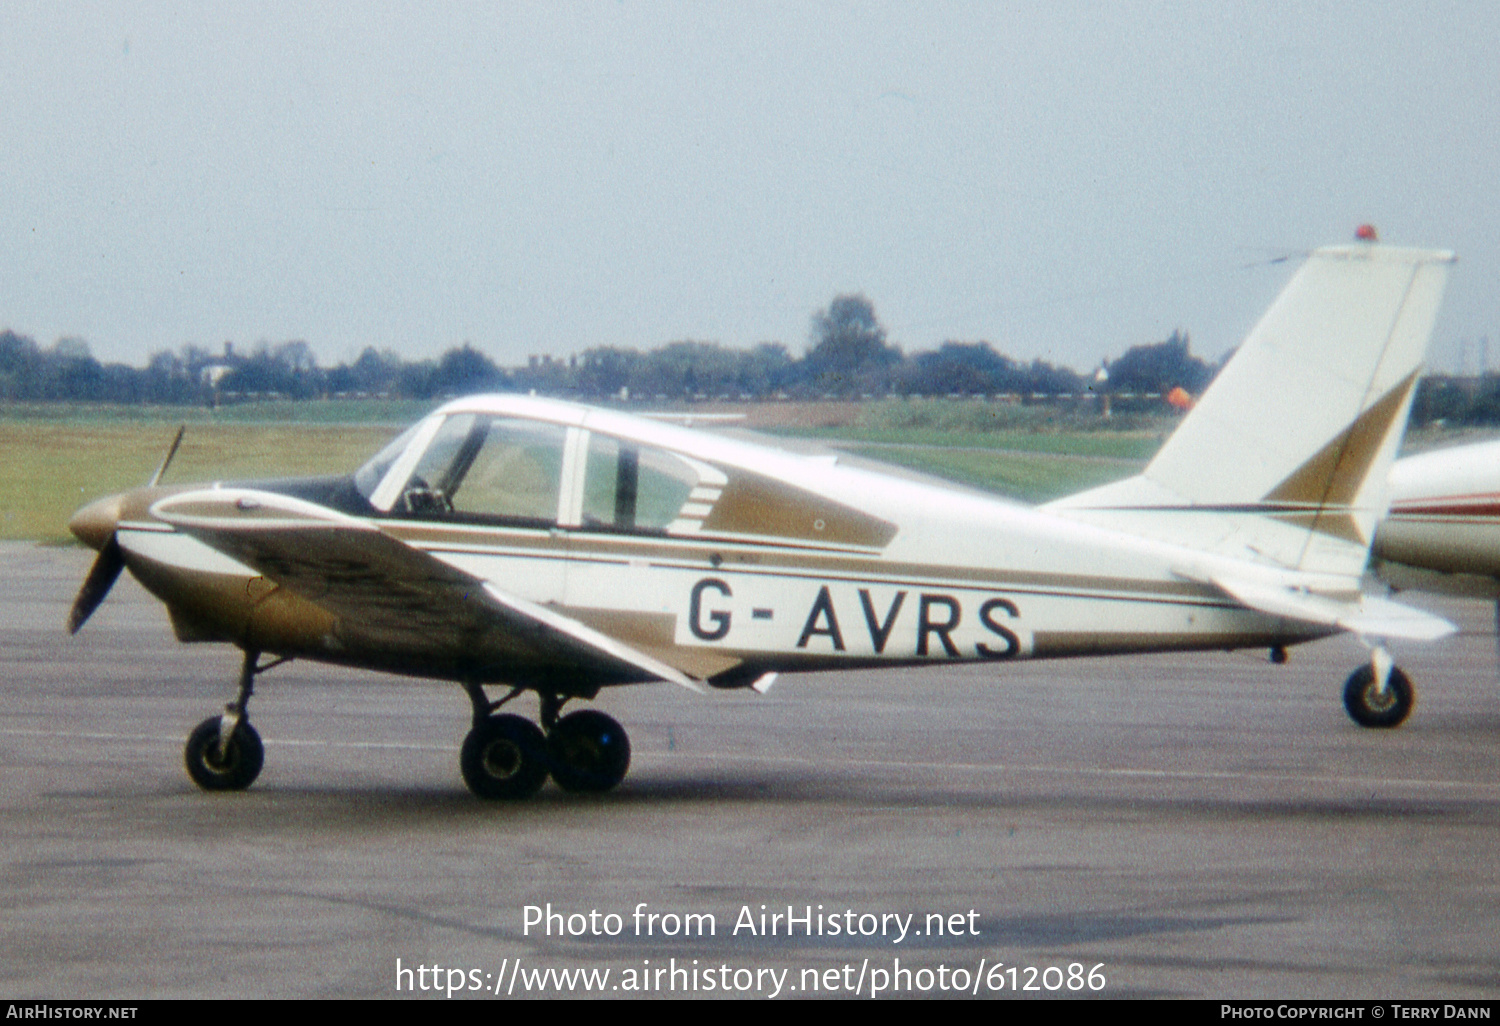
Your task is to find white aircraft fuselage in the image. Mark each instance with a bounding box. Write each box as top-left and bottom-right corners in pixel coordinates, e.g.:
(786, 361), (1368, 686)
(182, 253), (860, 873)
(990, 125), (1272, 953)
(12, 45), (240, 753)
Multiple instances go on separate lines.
(75, 395), (1329, 693)
(64, 238), (1460, 797)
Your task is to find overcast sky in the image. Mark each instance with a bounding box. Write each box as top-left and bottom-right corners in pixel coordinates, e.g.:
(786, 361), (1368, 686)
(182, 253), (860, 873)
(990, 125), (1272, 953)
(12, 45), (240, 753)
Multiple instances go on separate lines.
(2, 2), (1496, 373)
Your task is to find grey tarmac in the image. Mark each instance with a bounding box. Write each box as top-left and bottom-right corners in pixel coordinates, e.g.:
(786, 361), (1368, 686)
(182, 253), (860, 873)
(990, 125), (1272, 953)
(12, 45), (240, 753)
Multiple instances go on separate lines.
(2, 543), (1499, 999)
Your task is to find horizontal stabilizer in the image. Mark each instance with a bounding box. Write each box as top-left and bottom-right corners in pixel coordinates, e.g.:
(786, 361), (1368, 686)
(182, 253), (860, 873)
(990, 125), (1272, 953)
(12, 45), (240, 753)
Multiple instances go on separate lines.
(1202, 571), (1455, 641)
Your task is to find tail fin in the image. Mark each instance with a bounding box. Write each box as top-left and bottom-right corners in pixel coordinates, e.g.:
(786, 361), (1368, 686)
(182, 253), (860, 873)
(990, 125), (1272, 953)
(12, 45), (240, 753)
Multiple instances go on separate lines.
(1049, 241), (1455, 577)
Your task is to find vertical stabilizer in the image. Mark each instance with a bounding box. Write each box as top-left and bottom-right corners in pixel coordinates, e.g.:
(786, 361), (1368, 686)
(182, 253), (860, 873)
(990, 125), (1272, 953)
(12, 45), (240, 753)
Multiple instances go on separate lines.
(1049, 242), (1454, 577)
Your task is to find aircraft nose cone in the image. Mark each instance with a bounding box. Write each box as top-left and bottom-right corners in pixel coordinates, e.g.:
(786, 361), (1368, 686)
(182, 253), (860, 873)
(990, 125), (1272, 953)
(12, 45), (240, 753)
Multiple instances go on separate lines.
(68, 494), (124, 551)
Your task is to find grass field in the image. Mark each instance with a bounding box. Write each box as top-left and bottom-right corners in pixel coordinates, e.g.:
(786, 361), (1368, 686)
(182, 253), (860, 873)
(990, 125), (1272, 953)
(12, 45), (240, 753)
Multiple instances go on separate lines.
(829, 444), (1144, 500)
(1, 420), (404, 543)
(766, 397), (1160, 500)
(27, 398), (1493, 544)
(0, 398), (1169, 543)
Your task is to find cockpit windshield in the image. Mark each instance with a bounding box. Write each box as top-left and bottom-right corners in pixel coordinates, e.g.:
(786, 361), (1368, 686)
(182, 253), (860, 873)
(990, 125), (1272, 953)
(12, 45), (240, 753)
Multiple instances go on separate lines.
(363, 413), (570, 522)
(355, 408), (721, 532)
(353, 421), (425, 501)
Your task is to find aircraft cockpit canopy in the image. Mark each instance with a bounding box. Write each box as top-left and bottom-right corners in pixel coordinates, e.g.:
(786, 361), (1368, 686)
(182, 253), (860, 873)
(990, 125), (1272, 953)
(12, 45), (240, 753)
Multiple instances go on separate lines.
(353, 409), (723, 533)
(351, 398), (895, 547)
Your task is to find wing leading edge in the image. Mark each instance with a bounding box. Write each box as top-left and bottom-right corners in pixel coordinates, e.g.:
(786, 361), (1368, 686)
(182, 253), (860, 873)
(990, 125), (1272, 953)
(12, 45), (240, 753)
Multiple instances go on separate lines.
(151, 488), (702, 692)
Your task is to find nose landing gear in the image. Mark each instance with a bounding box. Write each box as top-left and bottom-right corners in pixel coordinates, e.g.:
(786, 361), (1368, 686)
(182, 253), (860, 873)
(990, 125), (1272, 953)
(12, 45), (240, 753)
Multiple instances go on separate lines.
(184, 716), (264, 791)
(184, 649), (287, 791)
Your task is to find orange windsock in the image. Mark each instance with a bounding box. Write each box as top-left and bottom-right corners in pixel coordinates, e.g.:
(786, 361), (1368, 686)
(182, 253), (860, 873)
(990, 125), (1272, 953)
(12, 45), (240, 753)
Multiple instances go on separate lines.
(1165, 386), (1194, 410)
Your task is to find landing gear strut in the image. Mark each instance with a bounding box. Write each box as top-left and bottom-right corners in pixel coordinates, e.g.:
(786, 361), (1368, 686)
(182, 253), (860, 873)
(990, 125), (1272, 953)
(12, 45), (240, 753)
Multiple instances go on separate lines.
(457, 684), (631, 799)
(184, 649), (286, 791)
(1343, 645), (1415, 728)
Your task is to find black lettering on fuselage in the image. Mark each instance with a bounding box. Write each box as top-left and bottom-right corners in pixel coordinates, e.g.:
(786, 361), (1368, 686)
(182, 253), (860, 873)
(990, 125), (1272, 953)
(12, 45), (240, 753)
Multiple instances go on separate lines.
(977, 597), (1021, 658)
(689, 578), (732, 641)
(797, 585), (846, 651)
(917, 594), (961, 657)
(858, 589), (907, 654)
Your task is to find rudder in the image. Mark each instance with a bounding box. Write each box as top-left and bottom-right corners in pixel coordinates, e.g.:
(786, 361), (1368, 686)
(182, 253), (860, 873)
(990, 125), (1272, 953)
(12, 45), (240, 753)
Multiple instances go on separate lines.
(1049, 241), (1455, 577)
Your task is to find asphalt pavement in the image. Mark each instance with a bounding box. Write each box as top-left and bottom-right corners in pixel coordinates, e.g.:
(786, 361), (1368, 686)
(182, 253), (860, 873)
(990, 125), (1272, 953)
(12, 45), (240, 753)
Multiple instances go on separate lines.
(3, 543), (1498, 999)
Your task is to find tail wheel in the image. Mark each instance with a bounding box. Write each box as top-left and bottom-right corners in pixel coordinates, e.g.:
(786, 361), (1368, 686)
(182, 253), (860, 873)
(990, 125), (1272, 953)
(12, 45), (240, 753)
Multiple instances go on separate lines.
(1343, 665), (1415, 728)
(460, 713), (549, 800)
(184, 716), (265, 791)
(547, 710), (631, 794)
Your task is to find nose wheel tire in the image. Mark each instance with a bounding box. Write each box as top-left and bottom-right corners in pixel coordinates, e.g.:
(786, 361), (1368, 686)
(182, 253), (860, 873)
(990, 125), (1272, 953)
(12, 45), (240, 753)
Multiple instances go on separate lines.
(184, 716), (265, 791)
(461, 714), (549, 800)
(547, 710), (631, 794)
(1343, 665), (1415, 728)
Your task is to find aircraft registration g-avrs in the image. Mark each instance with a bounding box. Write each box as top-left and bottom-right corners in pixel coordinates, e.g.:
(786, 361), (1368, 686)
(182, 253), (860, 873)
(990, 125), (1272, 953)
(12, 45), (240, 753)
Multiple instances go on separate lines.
(68, 239), (1456, 800)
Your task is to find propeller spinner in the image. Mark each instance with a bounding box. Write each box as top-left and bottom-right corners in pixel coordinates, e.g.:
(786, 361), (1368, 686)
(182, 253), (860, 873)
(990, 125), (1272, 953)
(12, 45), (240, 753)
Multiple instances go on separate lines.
(67, 426), (184, 634)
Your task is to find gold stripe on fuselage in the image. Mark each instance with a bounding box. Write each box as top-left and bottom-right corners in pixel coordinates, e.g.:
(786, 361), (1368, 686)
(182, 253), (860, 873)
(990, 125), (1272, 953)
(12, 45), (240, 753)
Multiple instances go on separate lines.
(383, 518), (1216, 603)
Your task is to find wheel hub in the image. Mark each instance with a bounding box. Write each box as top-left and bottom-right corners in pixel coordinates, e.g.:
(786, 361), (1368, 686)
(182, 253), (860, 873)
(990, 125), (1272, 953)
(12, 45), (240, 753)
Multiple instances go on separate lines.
(481, 740), (524, 779)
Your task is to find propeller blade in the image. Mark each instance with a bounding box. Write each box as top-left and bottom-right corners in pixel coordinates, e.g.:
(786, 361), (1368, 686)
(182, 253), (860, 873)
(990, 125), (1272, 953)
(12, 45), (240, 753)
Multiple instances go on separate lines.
(148, 426), (186, 487)
(66, 428), (176, 635)
(68, 534), (125, 634)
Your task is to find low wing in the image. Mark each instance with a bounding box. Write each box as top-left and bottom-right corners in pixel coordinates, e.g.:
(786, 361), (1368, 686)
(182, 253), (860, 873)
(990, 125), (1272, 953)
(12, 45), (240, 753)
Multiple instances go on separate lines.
(152, 488), (702, 692)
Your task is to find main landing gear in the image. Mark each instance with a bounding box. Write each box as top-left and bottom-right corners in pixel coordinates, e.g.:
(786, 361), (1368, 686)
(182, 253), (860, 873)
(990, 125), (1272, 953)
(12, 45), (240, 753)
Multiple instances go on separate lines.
(184, 649), (286, 791)
(459, 684), (631, 800)
(1342, 644), (1415, 729)
(179, 655), (629, 799)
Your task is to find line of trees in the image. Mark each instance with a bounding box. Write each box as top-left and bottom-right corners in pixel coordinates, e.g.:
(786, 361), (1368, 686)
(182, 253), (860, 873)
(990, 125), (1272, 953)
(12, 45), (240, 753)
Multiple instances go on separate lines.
(0, 294), (1226, 408)
(9, 293), (1488, 425)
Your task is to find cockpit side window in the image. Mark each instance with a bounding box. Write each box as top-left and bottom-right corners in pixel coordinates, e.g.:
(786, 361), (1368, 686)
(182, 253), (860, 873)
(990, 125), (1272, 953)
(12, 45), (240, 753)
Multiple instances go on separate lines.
(581, 433), (703, 532)
(582, 434), (633, 528)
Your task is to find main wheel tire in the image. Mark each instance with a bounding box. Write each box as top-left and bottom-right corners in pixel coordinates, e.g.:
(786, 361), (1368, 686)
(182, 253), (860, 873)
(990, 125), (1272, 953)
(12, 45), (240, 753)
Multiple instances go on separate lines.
(460, 714), (549, 800)
(184, 716), (265, 791)
(1343, 665), (1415, 728)
(547, 710), (630, 794)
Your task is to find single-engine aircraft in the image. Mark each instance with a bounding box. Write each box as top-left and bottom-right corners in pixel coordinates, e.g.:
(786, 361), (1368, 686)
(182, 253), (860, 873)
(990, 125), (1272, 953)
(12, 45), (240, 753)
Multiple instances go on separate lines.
(68, 239), (1456, 799)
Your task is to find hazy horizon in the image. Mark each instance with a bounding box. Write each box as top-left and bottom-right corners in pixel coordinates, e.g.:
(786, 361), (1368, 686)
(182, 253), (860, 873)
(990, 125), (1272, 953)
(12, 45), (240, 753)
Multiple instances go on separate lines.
(3, 3), (1495, 375)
